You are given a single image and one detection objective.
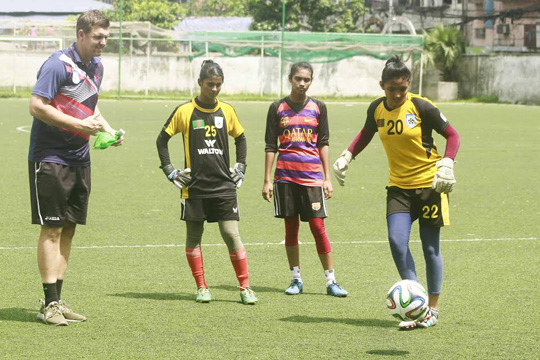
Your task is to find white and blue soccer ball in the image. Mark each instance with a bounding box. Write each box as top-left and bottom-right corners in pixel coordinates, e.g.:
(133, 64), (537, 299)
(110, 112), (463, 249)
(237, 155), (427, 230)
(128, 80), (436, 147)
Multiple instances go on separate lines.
(386, 280), (429, 322)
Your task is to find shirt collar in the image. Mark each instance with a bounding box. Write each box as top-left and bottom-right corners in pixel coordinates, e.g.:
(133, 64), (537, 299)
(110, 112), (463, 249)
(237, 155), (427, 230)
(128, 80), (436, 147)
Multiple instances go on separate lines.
(70, 43), (98, 68)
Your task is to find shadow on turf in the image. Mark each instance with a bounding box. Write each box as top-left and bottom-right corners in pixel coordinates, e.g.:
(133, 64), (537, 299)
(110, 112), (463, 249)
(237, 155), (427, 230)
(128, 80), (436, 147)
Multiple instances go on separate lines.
(0, 308), (38, 323)
(280, 315), (395, 328)
(212, 284), (283, 293)
(109, 291), (250, 304)
(366, 350), (409, 356)
(109, 292), (193, 301)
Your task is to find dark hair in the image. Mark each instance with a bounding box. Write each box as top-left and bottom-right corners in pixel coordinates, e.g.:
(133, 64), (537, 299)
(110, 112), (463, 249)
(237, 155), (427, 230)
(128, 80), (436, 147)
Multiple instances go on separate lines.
(199, 60), (224, 81)
(76, 10), (110, 34)
(381, 55), (411, 83)
(289, 62), (314, 80)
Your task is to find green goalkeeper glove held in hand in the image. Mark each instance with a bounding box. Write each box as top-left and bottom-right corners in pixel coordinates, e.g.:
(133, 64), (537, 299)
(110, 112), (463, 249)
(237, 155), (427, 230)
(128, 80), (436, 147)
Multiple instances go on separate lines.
(333, 149), (353, 186)
(230, 162), (246, 188)
(162, 164), (192, 189)
(432, 157), (456, 194)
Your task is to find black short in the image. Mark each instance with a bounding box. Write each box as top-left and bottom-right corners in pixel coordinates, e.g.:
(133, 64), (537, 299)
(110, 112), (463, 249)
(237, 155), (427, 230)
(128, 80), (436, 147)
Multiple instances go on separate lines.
(181, 196), (240, 223)
(386, 186), (449, 227)
(29, 162), (91, 227)
(273, 182), (328, 222)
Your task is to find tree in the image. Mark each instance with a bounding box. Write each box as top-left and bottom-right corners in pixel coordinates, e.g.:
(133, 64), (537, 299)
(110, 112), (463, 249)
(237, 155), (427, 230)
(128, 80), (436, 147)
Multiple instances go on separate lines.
(106, 0), (186, 30)
(423, 24), (466, 82)
(247, 0), (367, 33)
(183, 0), (249, 17)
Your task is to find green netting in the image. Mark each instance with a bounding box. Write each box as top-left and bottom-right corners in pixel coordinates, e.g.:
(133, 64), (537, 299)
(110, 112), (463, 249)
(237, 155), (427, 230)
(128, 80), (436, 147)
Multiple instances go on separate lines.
(185, 31), (424, 63)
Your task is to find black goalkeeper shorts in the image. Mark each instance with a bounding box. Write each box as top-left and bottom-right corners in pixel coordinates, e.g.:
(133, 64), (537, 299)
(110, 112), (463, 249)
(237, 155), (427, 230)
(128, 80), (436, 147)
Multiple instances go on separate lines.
(181, 196), (240, 223)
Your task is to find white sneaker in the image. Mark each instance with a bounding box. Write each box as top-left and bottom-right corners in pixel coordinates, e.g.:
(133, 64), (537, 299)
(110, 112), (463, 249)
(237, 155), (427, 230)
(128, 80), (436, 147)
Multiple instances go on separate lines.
(417, 308), (439, 328)
(398, 320), (417, 330)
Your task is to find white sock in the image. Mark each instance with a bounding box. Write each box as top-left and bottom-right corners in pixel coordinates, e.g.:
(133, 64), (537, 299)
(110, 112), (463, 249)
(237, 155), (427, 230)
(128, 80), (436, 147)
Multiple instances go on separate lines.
(291, 266), (302, 281)
(325, 269), (336, 285)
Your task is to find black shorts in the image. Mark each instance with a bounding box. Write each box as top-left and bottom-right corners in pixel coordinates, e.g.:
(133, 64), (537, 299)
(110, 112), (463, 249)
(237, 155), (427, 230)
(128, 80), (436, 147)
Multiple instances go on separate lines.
(386, 186), (449, 227)
(29, 162), (91, 227)
(273, 182), (328, 222)
(181, 196), (240, 223)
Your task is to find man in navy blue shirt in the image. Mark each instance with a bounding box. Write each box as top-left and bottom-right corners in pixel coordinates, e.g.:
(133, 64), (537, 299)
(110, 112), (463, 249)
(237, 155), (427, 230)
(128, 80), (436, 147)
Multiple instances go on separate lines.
(28, 10), (122, 326)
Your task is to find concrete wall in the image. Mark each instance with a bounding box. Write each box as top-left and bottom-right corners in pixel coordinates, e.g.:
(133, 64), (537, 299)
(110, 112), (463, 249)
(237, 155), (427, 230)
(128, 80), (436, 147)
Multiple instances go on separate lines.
(458, 54), (540, 104)
(0, 50), (402, 97)
(99, 55), (393, 97)
(3, 49), (540, 104)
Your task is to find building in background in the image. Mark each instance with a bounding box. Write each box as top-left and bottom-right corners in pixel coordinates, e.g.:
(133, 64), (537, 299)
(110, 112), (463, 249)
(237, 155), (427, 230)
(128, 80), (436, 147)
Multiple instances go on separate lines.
(466, 0), (540, 51)
(0, 0), (112, 22)
(364, 0), (540, 52)
(175, 16), (252, 32)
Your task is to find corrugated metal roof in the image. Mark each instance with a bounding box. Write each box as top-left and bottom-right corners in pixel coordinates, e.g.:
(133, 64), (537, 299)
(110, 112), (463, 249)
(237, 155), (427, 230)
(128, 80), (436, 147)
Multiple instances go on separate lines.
(0, 0), (112, 14)
(175, 17), (252, 32)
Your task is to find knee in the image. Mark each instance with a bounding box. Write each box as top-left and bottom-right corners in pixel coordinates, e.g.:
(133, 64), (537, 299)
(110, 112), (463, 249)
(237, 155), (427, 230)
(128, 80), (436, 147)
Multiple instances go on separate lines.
(423, 245), (441, 259)
(40, 226), (62, 243)
(387, 233), (402, 250)
(186, 221), (204, 248)
(223, 231), (243, 251)
(388, 236), (408, 257)
(219, 221), (243, 251)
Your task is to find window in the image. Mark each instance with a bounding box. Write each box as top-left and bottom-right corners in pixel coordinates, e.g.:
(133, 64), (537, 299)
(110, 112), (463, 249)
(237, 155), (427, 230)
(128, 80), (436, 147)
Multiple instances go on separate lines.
(475, 28), (486, 39)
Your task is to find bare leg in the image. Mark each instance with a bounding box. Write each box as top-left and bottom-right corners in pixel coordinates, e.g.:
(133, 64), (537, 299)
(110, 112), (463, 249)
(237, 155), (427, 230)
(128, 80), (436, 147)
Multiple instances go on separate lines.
(285, 245), (299, 268)
(58, 221), (76, 280)
(318, 252), (333, 271)
(37, 225), (63, 284)
(428, 294), (439, 309)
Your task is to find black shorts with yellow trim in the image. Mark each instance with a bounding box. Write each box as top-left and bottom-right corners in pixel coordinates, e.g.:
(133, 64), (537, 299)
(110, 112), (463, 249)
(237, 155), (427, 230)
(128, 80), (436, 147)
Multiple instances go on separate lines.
(273, 181), (328, 222)
(181, 195), (240, 223)
(386, 186), (450, 227)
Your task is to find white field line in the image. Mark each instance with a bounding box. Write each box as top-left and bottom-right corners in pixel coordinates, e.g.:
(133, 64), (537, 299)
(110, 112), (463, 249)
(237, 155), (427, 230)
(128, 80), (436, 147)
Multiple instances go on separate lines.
(16, 125), (31, 133)
(0, 237), (538, 251)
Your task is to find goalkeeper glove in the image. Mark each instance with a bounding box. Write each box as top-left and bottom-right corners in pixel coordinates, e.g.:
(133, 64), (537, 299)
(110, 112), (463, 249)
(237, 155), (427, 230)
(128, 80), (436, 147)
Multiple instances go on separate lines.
(162, 164), (192, 189)
(230, 162), (246, 188)
(432, 157), (456, 194)
(333, 149), (353, 186)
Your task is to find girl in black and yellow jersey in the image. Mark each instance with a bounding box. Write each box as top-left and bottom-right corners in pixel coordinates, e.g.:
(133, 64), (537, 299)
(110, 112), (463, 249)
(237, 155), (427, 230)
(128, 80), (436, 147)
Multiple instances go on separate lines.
(333, 56), (461, 329)
(156, 60), (257, 305)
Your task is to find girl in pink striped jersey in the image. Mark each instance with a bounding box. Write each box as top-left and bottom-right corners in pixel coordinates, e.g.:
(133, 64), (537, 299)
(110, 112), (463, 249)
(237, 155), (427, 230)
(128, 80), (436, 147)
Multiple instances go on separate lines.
(262, 62), (348, 297)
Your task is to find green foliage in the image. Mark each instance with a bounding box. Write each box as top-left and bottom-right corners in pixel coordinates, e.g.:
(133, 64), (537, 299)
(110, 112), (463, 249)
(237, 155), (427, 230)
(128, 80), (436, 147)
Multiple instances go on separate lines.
(183, 0), (249, 17)
(461, 95), (503, 104)
(423, 24), (466, 81)
(106, 0), (186, 30)
(248, 0), (367, 32)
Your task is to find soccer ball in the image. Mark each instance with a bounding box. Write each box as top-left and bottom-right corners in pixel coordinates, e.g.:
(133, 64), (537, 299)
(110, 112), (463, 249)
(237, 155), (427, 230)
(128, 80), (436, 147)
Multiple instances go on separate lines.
(386, 280), (429, 322)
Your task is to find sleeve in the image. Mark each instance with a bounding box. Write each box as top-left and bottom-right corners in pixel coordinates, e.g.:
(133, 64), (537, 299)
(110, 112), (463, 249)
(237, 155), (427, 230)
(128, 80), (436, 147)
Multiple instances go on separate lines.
(346, 99), (380, 157)
(156, 129), (173, 168)
(234, 133), (247, 164)
(264, 102), (279, 153)
(316, 100), (329, 148)
(163, 105), (187, 137)
(224, 104), (245, 138)
(32, 55), (68, 101)
(412, 98), (450, 134)
(347, 127), (376, 158)
(440, 124), (461, 160)
(363, 99), (380, 134)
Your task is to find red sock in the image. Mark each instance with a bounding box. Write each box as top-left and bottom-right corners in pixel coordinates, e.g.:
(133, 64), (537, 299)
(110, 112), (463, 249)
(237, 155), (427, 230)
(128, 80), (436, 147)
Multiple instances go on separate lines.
(284, 216), (300, 246)
(186, 247), (206, 288)
(229, 247), (250, 289)
(308, 218), (332, 254)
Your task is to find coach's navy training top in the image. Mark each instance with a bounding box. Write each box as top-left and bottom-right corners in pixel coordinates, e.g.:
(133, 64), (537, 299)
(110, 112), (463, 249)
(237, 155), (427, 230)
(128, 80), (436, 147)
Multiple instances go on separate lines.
(29, 43), (104, 166)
